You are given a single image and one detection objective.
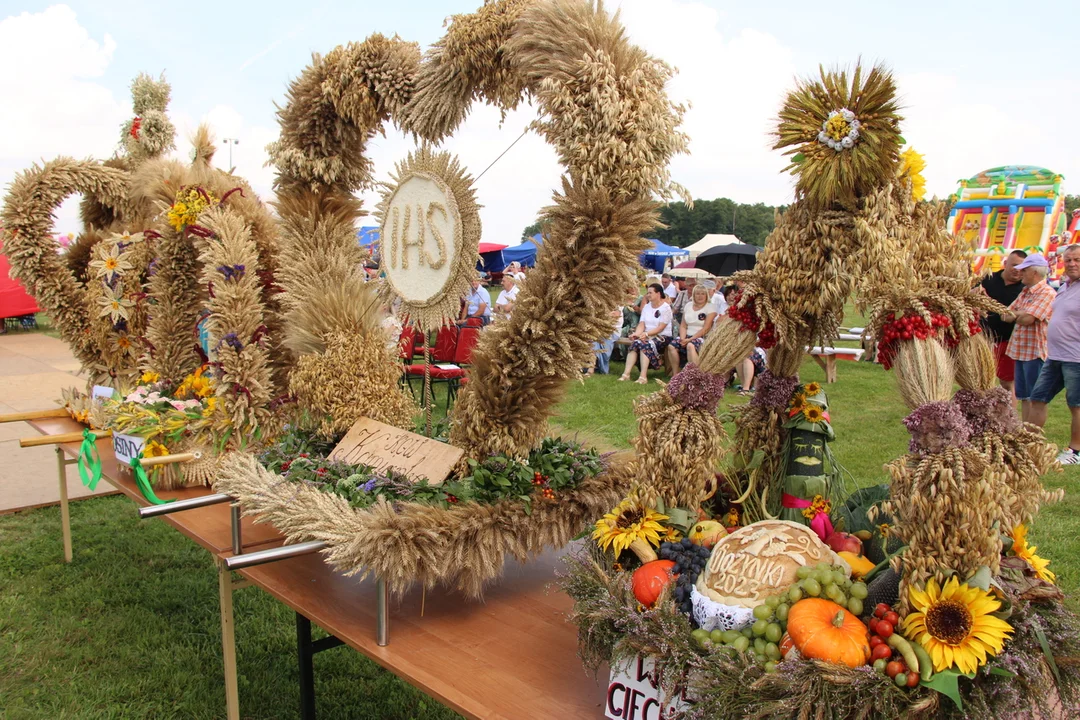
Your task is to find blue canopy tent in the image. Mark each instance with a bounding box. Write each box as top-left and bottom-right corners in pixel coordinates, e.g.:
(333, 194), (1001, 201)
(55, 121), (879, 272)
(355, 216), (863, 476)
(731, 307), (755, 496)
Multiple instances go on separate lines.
(501, 233), (544, 267)
(358, 226), (380, 259)
(478, 247), (507, 273)
(640, 238), (688, 272)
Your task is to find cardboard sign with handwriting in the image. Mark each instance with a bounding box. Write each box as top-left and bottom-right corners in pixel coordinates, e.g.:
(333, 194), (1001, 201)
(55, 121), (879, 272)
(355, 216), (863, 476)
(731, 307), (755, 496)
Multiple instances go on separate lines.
(328, 417), (463, 485)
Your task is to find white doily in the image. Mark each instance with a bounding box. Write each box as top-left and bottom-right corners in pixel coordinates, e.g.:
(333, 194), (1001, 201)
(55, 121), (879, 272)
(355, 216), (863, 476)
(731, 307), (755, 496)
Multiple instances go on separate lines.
(691, 586), (755, 631)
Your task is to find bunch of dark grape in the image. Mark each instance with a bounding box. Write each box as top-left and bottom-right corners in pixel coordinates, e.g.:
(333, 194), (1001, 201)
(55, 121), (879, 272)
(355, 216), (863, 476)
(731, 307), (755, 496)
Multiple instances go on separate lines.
(658, 539), (712, 619)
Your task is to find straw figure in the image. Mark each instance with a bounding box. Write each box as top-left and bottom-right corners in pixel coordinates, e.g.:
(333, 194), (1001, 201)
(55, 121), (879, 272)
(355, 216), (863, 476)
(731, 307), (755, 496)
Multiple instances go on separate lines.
(631, 63), (902, 519)
(1, 74), (287, 485)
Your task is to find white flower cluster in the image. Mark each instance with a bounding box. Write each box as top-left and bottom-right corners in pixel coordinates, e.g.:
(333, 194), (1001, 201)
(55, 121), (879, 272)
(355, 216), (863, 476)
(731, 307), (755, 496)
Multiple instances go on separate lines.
(818, 108), (861, 151)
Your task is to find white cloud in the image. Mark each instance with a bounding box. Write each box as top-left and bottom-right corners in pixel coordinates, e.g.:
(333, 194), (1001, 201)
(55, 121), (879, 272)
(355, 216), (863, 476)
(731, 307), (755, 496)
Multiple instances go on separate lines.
(0, 5), (127, 233)
(359, 102), (562, 244)
(172, 105), (279, 203)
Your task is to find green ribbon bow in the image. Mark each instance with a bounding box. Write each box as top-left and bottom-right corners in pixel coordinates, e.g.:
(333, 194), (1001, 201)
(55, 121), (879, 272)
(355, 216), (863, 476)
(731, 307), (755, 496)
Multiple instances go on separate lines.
(131, 455), (173, 506)
(77, 429), (103, 490)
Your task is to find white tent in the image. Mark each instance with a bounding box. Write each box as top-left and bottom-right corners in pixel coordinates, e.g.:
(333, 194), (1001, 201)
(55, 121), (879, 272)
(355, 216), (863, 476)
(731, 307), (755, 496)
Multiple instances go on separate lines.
(683, 233), (745, 259)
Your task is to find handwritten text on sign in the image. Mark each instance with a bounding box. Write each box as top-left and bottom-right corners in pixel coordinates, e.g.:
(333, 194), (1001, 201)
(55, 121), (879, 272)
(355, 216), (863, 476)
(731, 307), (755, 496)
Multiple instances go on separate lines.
(328, 417), (463, 485)
(606, 655), (690, 720)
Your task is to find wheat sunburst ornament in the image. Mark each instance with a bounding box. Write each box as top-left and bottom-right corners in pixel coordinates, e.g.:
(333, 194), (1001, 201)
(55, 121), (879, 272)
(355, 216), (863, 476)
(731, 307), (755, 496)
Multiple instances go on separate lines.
(376, 147), (481, 331)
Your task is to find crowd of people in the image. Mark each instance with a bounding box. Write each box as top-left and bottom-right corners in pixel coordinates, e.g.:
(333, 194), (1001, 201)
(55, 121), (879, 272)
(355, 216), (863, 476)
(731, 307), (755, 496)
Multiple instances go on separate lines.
(981, 246), (1080, 465)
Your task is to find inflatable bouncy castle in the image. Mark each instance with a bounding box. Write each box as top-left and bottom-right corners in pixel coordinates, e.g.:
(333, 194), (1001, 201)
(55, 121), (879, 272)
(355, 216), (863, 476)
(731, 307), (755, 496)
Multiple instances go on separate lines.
(949, 166), (1067, 276)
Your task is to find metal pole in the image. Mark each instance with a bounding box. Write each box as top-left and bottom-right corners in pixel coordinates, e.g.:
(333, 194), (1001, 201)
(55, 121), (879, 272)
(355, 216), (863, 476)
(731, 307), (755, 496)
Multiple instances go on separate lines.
(230, 503), (242, 556)
(137, 492), (232, 518)
(376, 578), (390, 646)
(296, 614), (317, 720)
(224, 540), (327, 571)
(56, 447), (72, 563)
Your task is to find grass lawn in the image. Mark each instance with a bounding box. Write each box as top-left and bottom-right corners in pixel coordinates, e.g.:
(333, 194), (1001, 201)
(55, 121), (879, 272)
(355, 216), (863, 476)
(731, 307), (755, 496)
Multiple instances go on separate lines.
(2, 353), (1079, 718)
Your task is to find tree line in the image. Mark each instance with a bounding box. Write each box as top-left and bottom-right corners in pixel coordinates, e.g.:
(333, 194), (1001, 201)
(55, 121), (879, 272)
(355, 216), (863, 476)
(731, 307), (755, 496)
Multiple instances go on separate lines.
(522, 198), (782, 247)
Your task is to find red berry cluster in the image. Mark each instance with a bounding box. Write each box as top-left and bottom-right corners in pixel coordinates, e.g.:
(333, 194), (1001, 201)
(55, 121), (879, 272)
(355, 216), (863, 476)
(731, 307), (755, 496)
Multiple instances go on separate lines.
(876, 309), (952, 369)
(533, 472), (556, 500)
(726, 292), (778, 349)
(868, 604), (920, 688)
(447, 494), (459, 504)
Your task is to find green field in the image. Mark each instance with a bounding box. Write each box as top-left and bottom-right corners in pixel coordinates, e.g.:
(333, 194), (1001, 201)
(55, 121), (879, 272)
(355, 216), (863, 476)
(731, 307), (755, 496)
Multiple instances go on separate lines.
(2, 354), (1078, 718)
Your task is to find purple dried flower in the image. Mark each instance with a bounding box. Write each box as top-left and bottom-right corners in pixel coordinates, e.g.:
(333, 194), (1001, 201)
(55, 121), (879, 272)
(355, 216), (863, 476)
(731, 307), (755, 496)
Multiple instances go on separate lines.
(217, 264), (246, 281)
(666, 364), (726, 413)
(953, 387), (1021, 436)
(362, 477), (377, 493)
(903, 400), (973, 454)
(750, 370), (801, 408)
(223, 333), (243, 352)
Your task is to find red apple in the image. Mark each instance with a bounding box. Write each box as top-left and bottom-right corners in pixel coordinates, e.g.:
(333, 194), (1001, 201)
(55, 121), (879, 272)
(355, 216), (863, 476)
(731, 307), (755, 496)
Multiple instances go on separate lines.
(825, 531), (863, 555)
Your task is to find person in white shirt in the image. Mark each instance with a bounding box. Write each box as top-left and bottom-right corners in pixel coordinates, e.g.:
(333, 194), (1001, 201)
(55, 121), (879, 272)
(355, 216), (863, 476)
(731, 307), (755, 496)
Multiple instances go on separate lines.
(667, 285), (716, 372)
(506, 261), (526, 283)
(495, 274), (519, 320)
(710, 280), (729, 316)
(458, 278), (491, 326)
(619, 283), (673, 384)
(660, 273), (678, 300)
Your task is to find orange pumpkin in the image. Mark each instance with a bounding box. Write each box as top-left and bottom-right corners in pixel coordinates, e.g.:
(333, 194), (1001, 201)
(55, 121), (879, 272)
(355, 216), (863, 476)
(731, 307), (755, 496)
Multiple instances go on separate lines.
(632, 560), (677, 607)
(786, 598), (870, 668)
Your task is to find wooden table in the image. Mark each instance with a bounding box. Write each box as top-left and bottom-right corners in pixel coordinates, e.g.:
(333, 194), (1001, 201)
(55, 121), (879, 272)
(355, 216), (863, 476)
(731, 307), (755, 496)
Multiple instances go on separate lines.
(22, 417), (608, 720)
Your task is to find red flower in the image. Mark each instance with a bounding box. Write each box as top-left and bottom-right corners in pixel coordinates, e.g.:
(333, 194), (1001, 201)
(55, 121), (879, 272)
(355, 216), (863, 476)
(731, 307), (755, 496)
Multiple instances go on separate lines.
(447, 494), (459, 504)
(130, 116), (142, 139)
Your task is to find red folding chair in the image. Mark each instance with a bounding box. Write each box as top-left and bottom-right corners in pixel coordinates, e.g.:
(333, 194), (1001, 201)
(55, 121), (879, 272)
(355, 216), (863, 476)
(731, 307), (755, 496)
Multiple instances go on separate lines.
(404, 325), (465, 409)
(445, 326), (481, 408)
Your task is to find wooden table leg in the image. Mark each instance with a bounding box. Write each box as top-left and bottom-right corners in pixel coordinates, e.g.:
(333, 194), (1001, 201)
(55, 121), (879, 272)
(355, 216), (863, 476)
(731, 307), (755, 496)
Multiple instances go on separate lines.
(218, 559), (241, 720)
(825, 355), (837, 384)
(56, 447), (72, 563)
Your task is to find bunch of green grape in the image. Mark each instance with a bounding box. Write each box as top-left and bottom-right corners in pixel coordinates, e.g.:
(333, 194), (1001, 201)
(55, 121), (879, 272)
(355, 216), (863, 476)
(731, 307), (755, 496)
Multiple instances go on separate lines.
(789, 562), (868, 616)
(690, 623), (784, 673)
(690, 562), (869, 673)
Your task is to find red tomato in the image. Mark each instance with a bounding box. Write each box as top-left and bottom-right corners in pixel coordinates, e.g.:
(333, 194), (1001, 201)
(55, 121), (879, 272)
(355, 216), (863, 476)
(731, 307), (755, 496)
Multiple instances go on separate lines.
(906, 671), (920, 688)
(883, 611), (900, 627)
(868, 618), (880, 635)
(874, 603), (891, 618)
(871, 644), (893, 662)
(869, 635), (884, 648)
(876, 620), (894, 639)
(885, 660), (905, 679)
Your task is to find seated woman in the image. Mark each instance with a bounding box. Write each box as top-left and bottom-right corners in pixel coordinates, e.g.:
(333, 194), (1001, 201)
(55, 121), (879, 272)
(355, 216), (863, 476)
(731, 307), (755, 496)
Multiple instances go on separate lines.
(587, 306), (625, 376)
(619, 283), (673, 385)
(667, 284), (715, 373)
(735, 346), (767, 396)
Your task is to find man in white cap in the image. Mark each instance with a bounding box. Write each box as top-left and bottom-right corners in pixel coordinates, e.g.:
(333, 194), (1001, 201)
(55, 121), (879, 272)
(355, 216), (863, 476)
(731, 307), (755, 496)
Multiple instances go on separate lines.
(1002, 253), (1056, 422)
(495, 273), (519, 320)
(1029, 244), (1080, 464)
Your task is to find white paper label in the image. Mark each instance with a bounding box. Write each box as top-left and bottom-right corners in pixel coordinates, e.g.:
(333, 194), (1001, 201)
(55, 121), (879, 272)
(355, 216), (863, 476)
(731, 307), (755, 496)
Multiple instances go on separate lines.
(92, 385), (115, 400)
(113, 433), (145, 467)
(605, 655), (690, 720)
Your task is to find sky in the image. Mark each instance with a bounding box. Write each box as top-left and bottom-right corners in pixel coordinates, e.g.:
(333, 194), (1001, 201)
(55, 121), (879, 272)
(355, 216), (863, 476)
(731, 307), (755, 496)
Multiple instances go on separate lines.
(1, 0), (1076, 245)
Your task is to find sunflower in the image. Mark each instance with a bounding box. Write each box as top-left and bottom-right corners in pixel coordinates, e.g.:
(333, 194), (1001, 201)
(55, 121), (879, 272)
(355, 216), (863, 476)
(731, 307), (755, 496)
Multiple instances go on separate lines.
(1010, 525), (1055, 584)
(803, 382), (822, 396)
(592, 495), (668, 561)
(902, 576), (1013, 674)
(144, 440), (169, 458)
(202, 397), (219, 418)
(788, 391), (806, 409)
(803, 406), (824, 423)
(661, 525), (682, 543)
(900, 147), (927, 202)
(140, 371), (160, 385)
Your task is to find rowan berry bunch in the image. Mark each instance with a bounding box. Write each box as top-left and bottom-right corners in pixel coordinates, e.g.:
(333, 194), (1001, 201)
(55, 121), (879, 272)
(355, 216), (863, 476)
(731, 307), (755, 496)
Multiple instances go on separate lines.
(727, 292), (778, 349)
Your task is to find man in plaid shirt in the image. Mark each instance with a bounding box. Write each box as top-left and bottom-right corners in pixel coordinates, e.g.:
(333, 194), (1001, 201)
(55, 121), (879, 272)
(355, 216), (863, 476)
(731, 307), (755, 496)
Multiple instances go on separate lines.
(1002, 254), (1056, 422)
